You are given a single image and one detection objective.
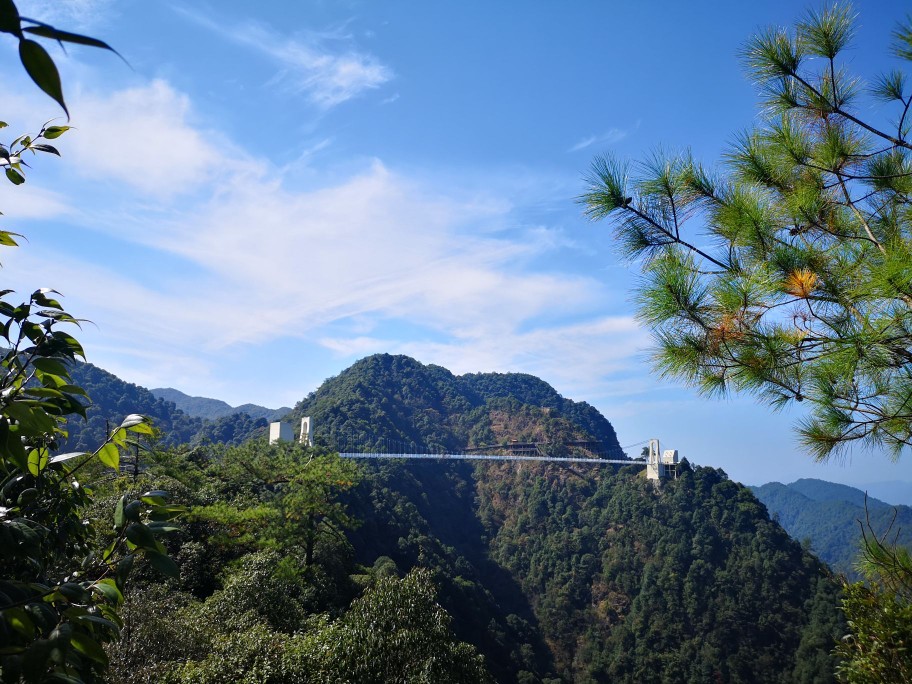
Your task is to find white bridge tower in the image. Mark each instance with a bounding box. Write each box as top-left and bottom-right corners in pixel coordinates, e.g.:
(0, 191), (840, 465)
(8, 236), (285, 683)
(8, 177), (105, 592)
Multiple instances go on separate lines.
(645, 438), (680, 480)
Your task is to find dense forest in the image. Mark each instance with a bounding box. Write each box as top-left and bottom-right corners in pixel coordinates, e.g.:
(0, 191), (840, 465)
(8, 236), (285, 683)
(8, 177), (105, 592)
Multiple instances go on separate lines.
(52, 354), (842, 683)
(100, 444), (842, 683)
(56, 362), (270, 452)
(6, 351), (859, 682)
(290, 354), (624, 458)
(750, 479), (912, 579)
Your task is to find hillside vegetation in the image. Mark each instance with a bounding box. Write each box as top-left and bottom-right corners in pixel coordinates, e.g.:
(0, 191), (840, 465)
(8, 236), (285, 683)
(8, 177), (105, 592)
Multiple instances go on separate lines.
(290, 354), (623, 457)
(91, 354), (843, 683)
(751, 479), (912, 578)
(57, 362), (269, 451)
(30, 354), (847, 682)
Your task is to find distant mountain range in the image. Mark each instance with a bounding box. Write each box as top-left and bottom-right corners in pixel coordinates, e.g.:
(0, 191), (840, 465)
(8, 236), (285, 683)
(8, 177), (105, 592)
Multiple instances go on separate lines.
(750, 478), (912, 578)
(151, 387), (290, 422)
(59, 362), (271, 451)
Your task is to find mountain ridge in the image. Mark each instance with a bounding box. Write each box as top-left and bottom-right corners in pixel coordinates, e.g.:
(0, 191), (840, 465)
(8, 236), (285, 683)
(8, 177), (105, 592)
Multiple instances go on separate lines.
(151, 386), (291, 421)
(290, 353), (624, 457)
(750, 478), (912, 577)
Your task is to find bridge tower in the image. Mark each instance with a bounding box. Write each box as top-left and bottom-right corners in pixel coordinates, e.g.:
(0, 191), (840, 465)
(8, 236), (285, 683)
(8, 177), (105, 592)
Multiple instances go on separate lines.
(299, 416), (313, 446)
(646, 438), (680, 480)
(269, 422), (293, 444)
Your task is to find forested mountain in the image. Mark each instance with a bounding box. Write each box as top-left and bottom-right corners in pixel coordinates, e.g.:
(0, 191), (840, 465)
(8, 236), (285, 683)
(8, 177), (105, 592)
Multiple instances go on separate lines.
(51, 354), (843, 682)
(751, 479), (912, 578)
(59, 362), (268, 451)
(151, 387), (290, 421)
(290, 354), (624, 457)
(345, 460), (841, 682)
(113, 448), (842, 682)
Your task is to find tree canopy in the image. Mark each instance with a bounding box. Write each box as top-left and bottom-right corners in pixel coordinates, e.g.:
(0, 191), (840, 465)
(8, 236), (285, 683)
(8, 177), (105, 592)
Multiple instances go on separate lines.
(582, 4), (912, 462)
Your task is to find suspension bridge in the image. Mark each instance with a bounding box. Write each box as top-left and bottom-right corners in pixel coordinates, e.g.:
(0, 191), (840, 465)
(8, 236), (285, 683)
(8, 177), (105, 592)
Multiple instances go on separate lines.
(271, 419), (681, 480)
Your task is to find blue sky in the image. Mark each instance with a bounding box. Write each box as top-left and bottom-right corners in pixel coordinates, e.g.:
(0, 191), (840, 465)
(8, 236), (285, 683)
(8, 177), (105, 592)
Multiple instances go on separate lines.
(2, 0), (912, 496)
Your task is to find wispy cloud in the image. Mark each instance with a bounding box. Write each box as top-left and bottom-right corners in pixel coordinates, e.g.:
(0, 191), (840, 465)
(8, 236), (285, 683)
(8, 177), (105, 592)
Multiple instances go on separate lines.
(316, 315), (649, 403)
(16, 0), (115, 30)
(3, 78), (647, 409)
(176, 8), (392, 108)
(568, 128), (628, 153)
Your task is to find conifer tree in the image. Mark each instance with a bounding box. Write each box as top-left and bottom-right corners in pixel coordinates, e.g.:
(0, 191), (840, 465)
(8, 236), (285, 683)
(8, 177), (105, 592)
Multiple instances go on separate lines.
(582, 4), (912, 462)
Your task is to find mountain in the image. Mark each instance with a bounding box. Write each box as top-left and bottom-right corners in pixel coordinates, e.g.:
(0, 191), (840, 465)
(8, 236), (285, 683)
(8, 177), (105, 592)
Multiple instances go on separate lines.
(750, 478), (912, 577)
(274, 354), (841, 681)
(151, 387), (290, 421)
(78, 352), (842, 682)
(289, 353), (624, 457)
(340, 459), (842, 683)
(59, 362), (269, 452)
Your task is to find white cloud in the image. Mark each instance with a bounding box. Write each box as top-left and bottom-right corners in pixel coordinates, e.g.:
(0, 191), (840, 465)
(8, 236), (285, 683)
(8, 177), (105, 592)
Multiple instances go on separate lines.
(3, 76), (651, 411)
(568, 128), (628, 153)
(177, 9), (392, 108)
(0, 183), (71, 220)
(15, 0), (114, 29)
(64, 80), (233, 198)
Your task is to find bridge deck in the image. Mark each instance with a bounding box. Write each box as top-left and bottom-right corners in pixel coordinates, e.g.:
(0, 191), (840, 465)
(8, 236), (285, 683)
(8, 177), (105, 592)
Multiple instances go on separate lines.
(338, 452), (639, 465)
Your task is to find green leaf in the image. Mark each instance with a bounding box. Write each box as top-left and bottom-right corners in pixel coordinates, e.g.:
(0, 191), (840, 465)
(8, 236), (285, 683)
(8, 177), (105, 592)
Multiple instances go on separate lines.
(19, 39), (68, 117)
(5, 167), (25, 184)
(49, 451), (86, 465)
(113, 494), (127, 530)
(26, 448), (48, 476)
(69, 630), (109, 665)
(115, 554), (134, 588)
(28, 143), (59, 155)
(32, 357), (69, 376)
(111, 427), (127, 447)
(2, 607), (36, 639)
(125, 522), (156, 550)
(57, 582), (88, 603)
(147, 521), (181, 534)
(0, 0), (21, 36)
(7, 401), (57, 435)
(0, 231), (20, 246)
(140, 490), (168, 505)
(97, 441), (119, 469)
(22, 24), (121, 57)
(127, 421), (154, 436)
(16, 487), (37, 505)
(148, 504), (188, 521)
(120, 414), (144, 427)
(91, 578), (123, 606)
(123, 500), (141, 522)
(71, 613), (120, 635)
(145, 550), (179, 578)
(41, 125), (70, 139)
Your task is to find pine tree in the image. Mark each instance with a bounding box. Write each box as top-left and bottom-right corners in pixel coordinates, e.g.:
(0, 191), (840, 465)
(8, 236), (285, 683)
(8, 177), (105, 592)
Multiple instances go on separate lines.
(582, 4), (912, 462)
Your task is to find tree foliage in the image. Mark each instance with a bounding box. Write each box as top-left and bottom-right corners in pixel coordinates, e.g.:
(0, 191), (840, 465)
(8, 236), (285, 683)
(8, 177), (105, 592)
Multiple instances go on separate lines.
(474, 461), (843, 682)
(0, 0), (119, 118)
(192, 441), (360, 566)
(582, 4), (912, 462)
(1, 6), (184, 681)
(0, 147), (186, 681)
(835, 511), (912, 682)
(292, 353), (623, 457)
